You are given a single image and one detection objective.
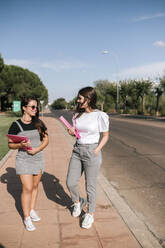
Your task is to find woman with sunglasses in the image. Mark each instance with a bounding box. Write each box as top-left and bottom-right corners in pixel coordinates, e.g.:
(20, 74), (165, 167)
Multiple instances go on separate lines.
(66, 87), (109, 229)
(7, 97), (49, 231)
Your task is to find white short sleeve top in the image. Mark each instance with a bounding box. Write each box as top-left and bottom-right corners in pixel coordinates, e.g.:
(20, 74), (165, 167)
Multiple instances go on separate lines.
(73, 110), (109, 144)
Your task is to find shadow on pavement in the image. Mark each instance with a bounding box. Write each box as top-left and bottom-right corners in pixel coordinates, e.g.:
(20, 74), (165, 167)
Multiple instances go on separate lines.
(0, 168), (73, 217)
(0, 167), (23, 219)
(41, 172), (73, 213)
(0, 244), (6, 248)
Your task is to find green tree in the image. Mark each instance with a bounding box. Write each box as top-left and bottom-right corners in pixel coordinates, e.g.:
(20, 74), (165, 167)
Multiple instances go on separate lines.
(160, 75), (165, 93)
(119, 81), (130, 112)
(105, 82), (117, 112)
(135, 80), (152, 114)
(0, 63), (48, 110)
(0, 54), (4, 72)
(154, 84), (163, 116)
(0, 54), (5, 111)
(94, 80), (107, 111)
(126, 80), (139, 113)
(51, 98), (67, 109)
(68, 97), (76, 110)
(94, 80), (116, 111)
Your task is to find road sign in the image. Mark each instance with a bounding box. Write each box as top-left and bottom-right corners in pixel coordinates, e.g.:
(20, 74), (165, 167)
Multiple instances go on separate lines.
(13, 101), (21, 112)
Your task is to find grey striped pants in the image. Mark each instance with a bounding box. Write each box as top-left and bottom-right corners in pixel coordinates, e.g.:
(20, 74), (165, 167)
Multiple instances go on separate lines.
(66, 143), (102, 213)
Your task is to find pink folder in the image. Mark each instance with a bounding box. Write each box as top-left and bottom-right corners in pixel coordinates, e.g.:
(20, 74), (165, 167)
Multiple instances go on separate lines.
(59, 116), (81, 139)
(7, 134), (32, 150)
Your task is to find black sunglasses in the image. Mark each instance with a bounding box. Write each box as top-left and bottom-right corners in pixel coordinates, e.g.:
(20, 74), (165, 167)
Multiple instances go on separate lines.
(27, 105), (38, 110)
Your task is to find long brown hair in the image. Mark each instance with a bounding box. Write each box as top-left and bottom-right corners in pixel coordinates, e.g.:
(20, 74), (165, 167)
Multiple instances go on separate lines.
(75, 87), (97, 118)
(21, 97), (48, 140)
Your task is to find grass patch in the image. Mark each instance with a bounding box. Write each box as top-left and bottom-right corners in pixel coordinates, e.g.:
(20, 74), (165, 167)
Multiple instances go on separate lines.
(0, 115), (17, 160)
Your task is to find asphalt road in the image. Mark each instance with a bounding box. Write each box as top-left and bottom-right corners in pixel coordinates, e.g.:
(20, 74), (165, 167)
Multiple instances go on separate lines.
(102, 116), (165, 244)
(50, 110), (165, 244)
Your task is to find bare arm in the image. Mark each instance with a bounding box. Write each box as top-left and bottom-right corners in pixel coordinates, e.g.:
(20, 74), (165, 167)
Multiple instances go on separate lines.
(27, 134), (49, 155)
(8, 138), (30, 150)
(94, 131), (109, 155)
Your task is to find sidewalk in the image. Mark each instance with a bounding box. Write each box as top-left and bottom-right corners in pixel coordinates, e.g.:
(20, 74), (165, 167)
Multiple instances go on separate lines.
(0, 116), (141, 248)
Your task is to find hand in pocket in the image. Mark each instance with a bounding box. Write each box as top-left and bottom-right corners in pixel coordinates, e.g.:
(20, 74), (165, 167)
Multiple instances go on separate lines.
(93, 148), (99, 156)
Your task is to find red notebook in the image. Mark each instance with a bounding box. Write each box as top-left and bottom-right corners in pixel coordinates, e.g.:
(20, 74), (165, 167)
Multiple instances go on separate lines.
(6, 134), (32, 150)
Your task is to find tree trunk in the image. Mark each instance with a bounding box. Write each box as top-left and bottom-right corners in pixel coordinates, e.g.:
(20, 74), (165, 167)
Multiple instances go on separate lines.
(101, 102), (104, 111)
(142, 96), (145, 114)
(155, 95), (160, 116)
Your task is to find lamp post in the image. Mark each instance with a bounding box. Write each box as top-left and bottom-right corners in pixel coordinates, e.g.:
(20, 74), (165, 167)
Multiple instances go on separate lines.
(102, 50), (119, 113)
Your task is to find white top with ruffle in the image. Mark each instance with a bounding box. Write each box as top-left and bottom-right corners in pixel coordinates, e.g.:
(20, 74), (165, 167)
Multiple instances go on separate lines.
(73, 110), (109, 144)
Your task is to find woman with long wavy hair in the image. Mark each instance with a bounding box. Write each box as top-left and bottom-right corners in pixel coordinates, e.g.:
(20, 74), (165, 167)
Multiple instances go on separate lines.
(66, 87), (109, 229)
(8, 97), (48, 231)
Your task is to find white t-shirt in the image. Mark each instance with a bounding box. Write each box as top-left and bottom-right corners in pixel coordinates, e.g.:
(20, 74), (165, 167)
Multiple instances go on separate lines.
(73, 110), (109, 144)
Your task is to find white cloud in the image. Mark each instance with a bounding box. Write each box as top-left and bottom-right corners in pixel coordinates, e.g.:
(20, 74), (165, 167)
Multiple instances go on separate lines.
(153, 41), (165, 47)
(40, 60), (91, 72)
(119, 61), (165, 80)
(133, 12), (165, 22)
(6, 58), (165, 83)
(5, 59), (92, 72)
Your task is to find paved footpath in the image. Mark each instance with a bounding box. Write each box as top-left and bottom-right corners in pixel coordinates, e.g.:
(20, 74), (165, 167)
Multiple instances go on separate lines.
(0, 116), (141, 248)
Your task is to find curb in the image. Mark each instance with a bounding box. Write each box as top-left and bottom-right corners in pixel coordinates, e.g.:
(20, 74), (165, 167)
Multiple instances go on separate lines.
(110, 114), (165, 122)
(98, 173), (162, 248)
(0, 150), (14, 169)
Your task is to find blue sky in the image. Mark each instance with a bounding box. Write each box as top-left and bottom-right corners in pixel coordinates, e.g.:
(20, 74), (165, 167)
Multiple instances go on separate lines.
(1, 0), (165, 103)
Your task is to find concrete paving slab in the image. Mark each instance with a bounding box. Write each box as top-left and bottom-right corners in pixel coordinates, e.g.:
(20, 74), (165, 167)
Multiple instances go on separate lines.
(61, 238), (101, 248)
(0, 225), (23, 246)
(21, 224), (60, 248)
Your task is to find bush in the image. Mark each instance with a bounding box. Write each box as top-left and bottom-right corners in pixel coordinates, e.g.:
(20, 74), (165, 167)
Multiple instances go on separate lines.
(51, 98), (67, 110)
(160, 108), (165, 116)
(150, 109), (156, 116)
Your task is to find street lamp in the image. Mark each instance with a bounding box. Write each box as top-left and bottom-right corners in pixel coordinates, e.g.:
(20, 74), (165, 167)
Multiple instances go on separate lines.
(102, 50), (119, 113)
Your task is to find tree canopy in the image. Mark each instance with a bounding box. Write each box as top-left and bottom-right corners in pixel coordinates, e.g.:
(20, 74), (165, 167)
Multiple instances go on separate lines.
(51, 98), (67, 110)
(67, 76), (165, 116)
(0, 55), (48, 111)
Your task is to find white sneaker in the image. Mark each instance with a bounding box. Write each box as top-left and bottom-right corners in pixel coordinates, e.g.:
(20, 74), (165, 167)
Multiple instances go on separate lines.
(81, 213), (94, 229)
(30, 209), (41, 222)
(24, 216), (36, 231)
(72, 198), (86, 217)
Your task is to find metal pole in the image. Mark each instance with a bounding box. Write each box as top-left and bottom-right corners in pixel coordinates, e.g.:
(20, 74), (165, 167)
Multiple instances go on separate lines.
(111, 51), (119, 113)
(116, 82), (119, 113)
(102, 50), (119, 113)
